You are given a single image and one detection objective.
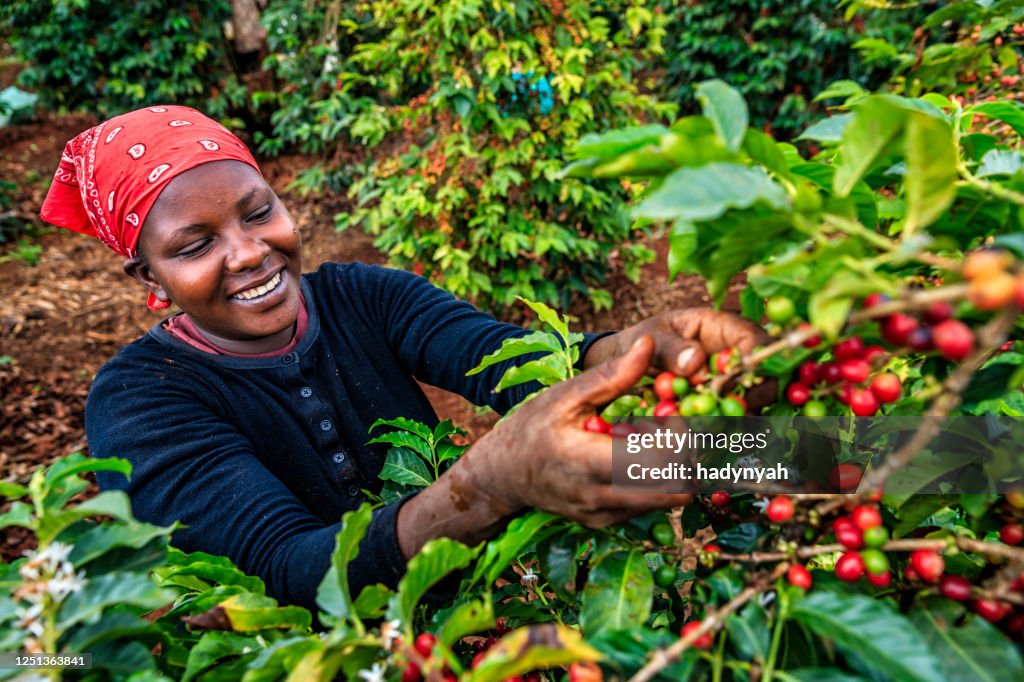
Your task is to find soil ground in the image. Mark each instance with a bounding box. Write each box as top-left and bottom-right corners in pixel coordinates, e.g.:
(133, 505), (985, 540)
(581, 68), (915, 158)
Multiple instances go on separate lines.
(0, 110), (741, 560)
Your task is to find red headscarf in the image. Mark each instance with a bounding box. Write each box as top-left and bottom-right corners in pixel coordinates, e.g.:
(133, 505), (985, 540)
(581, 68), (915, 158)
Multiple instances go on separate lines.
(40, 105), (262, 310)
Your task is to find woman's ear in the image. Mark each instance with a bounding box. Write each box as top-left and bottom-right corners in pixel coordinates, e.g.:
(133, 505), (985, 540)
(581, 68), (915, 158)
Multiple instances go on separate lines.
(123, 256), (170, 305)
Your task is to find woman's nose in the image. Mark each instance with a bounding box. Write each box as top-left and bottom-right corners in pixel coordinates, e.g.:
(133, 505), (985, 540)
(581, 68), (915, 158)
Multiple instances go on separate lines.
(225, 229), (271, 272)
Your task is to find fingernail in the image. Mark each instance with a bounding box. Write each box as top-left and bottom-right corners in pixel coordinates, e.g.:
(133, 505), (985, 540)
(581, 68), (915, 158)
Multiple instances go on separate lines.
(632, 338), (645, 350)
(677, 348), (696, 370)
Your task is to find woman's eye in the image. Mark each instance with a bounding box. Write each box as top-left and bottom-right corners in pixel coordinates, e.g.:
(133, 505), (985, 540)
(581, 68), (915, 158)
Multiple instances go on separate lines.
(249, 205), (273, 222)
(178, 239), (211, 257)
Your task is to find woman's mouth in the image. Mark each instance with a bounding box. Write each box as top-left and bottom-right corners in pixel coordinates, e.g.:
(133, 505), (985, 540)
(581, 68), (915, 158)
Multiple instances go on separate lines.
(231, 271), (283, 301)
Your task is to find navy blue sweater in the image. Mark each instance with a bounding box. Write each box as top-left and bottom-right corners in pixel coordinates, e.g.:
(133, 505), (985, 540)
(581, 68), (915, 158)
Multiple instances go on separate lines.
(87, 262), (608, 610)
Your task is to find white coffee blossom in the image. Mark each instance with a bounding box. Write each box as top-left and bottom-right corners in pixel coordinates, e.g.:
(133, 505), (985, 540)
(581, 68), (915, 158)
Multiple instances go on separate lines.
(520, 566), (539, 586)
(357, 662), (387, 682)
(381, 619), (403, 650)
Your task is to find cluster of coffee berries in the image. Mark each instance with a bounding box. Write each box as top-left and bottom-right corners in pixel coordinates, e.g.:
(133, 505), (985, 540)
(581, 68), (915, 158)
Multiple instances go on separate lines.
(403, 633), (454, 682)
(831, 506), (894, 586)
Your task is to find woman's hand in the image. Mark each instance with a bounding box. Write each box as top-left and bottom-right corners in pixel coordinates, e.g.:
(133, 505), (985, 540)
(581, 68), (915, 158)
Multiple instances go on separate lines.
(395, 337), (693, 558)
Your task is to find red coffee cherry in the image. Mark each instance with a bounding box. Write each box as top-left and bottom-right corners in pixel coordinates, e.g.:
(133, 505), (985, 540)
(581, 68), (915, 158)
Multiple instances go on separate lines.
(835, 552), (866, 582)
(654, 400), (679, 419)
(866, 570), (892, 588)
(973, 599), (1009, 623)
(835, 523), (865, 550)
(788, 564), (813, 590)
(862, 292), (890, 308)
(681, 620), (714, 649)
(932, 320), (975, 361)
(568, 662), (603, 682)
(939, 574), (972, 601)
(870, 374), (902, 404)
(799, 362), (822, 386)
(583, 415), (612, 434)
(863, 345), (886, 363)
(923, 301), (954, 323)
(829, 463), (863, 491)
(714, 348), (736, 373)
(798, 323), (821, 348)
(1000, 523), (1024, 545)
(881, 314), (919, 346)
(710, 490), (731, 508)
(839, 359), (871, 384)
(906, 326), (935, 352)
(414, 633), (437, 656)
(820, 362), (843, 384)
(402, 663), (423, 682)
(850, 389), (879, 416)
(654, 372), (678, 402)
(767, 495), (795, 522)
(910, 550), (945, 584)
(787, 383), (811, 406)
(834, 337), (866, 361)
(851, 505), (883, 530)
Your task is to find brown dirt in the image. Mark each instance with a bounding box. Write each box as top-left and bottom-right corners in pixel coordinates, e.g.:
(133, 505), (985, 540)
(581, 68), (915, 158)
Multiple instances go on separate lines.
(0, 112), (739, 560)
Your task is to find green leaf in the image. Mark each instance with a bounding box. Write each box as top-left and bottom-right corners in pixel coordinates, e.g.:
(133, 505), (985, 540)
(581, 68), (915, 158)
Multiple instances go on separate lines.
(438, 597), (494, 647)
(466, 331), (564, 376)
(791, 591), (945, 682)
(59, 572), (172, 630)
(470, 624), (602, 682)
(437, 442), (466, 465)
(910, 599), (1024, 682)
(44, 454), (132, 495)
(378, 447), (433, 487)
(37, 490), (137, 544)
(588, 628), (696, 681)
(0, 482), (27, 499)
(494, 357), (566, 391)
(968, 101), (1024, 138)
(579, 549), (653, 636)
(903, 111), (958, 234)
(727, 601), (770, 662)
(70, 520), (176, 567)
(572, 125), (670, 161)
(316, 504), (373, 622)
(634, 163), (789, 222)
(160, 558), (265, 594)
(779, 669), (869, 682)
(519, 298), (570, 341)
(834, 97), (908, 197)
(977, 149), (1024, 178)
(219, 592), (312, 631)
(183, 631), (259, 682)
(696, 79), (748, 153)
(368, 417), (432, 443)
(539, 534), (579, 601)
(797, 114), (853, 143)
(240, 636), (321, 682)
(0, 501), (33, 529)
(367, 430), (433, 461)
(352, 583), (391, 620)
(472, 511), (558, 586)
(390, 538), (478, 627)
(889, 495), (955, 538)
(743, 128), (791, 179)
(65, 611), (159, 652)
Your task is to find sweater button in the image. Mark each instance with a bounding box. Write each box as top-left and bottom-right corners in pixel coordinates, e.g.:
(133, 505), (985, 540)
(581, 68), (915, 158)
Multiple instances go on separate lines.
(320, 419), (333, 431)
(332, 451), (346, 464)
(282, 353), (294, 365)
(300, 386), (313, 398)
(347, 484), (360, 497)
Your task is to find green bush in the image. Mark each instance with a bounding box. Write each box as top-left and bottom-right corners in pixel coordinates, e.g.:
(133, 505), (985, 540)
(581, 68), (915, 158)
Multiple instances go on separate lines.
(657, 0), (925, 139)
(1, 0), (246, 119)
(260, 0), (674, 313)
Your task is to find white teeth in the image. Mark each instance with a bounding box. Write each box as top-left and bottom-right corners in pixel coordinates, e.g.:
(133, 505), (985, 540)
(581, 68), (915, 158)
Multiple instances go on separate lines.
(232, 271), (282, 301)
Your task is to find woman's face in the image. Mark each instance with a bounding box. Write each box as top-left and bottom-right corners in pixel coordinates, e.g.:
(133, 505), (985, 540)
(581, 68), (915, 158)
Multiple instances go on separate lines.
(128, 160), (303, 353)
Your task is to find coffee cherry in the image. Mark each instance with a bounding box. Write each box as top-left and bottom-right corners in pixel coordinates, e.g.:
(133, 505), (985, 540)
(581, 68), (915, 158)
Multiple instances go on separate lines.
(1000, 523), (1024, 545)
(787, 382), (811, 405)
(906, 326), (935, 352)
(681, 620), (714, 649)
(788, 564), (813, 590)
(974, 599), (1008, 623)
(672, 377), (690, 396)
(803, 400), (828, 417)
(766, 296), (797, 324)
(837, 382), (855, 406)
(720, 396), (746, 416)
(840, 359), (871, 384)
(835, 337), (866, 361)
(882, 314), (919, 346)
(568, 661), (603, 682)
(654, 400), (679, 419)
(654, 372), (678, 402)
(820, 362), (843, 384)
(767, 495), (795, 522)
(799, 323), (821, 348)
(402, 663), (423, 682)
(710, 490), (731, 507)
(835, 523), (865, 550)
(850, 389), (879, 416)
(799, 362), (822, 386)
(654, 564), (678, 588)
(910, 550), (945, 584)
(851, 505), (883, 530)
(835, 552), (866, 582)
(583, 415), (612, 434)
(865, 570), (892, 588)
(495, 617), (510, 634)
(692, 394), (717, 415)
(414, 633), (437, 657)
(830, 463), (862, 491)
(904, 563), (920, 581)
(861, 549), (890, 575)
(870, 374), (903, 404)
(1005, 613), (1024, 636)
(923, 301), (954, 323)
(1015, 273), (1024, 309)
(651, 522), (675, 547)
(932, 320), (975, 361)
(863, 526), (889, 548)
(862, 292), (890, 308)
(863, 345), (886, 363)
(969, 271), (1017, 310)
(714, 348), (736, 374)
(939, 574), (972, 601)
(963, 249), (1012, 280)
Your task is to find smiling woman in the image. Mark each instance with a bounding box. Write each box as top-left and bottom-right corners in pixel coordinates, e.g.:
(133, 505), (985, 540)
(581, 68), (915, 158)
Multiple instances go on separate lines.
(39, 106), (765, 612)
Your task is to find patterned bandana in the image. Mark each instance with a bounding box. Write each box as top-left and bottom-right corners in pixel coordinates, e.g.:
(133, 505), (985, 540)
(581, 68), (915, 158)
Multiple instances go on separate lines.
(39, 105), (261, 310)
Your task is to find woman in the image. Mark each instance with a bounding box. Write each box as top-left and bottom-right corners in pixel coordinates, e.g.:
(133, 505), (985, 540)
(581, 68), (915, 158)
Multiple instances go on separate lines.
(41, 106), (769, 611)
